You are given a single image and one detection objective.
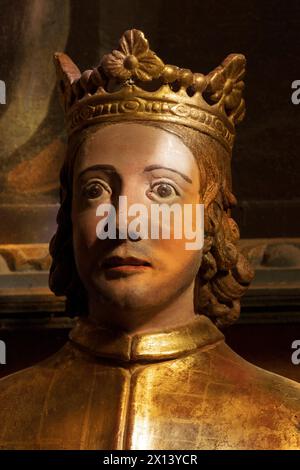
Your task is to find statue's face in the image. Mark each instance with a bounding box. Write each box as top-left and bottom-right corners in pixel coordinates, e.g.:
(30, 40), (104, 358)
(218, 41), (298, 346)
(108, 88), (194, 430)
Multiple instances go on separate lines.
(72, 123), (202, 321)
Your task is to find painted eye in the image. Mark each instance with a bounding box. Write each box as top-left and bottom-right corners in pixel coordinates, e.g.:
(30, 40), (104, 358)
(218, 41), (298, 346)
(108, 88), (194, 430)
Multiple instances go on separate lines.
(152, 183), (178, 199)
(83, 182), (104, 199)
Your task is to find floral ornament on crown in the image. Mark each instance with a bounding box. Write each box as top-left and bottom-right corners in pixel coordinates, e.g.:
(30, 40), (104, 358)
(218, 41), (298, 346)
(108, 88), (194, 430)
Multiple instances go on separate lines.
(101, 29), (164, 82)
(206, 53), (246, 124)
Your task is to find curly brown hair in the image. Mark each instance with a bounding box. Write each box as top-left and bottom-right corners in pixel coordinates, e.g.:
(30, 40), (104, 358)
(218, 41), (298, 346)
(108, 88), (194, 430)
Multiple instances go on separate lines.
(49, 121), (254, 328)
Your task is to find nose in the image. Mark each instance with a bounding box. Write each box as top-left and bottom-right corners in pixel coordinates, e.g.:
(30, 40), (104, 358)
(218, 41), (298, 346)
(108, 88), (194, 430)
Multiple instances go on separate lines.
(115, 185), (146, 241)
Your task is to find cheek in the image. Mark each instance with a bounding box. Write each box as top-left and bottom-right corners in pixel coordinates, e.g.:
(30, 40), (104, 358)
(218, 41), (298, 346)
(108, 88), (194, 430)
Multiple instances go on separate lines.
(72, 207), (98, 253)
(149, 200), (203, 269)
(156, 237), (202, 274)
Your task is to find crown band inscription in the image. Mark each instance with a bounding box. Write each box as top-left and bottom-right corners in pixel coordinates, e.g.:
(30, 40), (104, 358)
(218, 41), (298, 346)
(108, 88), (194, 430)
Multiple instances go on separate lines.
(69, 98), (234, 150)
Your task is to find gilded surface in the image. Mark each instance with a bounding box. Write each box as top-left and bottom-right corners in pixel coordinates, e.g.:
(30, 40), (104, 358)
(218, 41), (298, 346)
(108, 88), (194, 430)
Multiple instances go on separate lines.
(0, 315), (299, 450)
(54, 29), (244, 151)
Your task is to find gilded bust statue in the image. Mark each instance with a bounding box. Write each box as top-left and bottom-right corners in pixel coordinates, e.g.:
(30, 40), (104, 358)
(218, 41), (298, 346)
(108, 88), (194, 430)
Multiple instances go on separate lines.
(0, 29), (300, 450)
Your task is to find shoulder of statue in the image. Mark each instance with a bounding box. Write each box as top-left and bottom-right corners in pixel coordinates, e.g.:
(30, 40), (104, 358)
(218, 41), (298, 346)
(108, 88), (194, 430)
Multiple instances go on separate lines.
(0, 343), (74, 399)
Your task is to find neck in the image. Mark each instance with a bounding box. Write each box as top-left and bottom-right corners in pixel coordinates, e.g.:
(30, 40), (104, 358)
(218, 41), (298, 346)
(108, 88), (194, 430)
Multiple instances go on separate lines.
(88, 283), (198, 336)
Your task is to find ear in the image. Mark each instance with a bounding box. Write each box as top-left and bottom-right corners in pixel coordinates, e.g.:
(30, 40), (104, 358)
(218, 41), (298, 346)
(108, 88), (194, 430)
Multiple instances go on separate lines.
(53, 52), (81, 112)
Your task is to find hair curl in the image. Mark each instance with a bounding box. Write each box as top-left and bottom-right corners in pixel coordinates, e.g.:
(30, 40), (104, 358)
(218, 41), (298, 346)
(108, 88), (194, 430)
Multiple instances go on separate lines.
(49, 121), (254, 328)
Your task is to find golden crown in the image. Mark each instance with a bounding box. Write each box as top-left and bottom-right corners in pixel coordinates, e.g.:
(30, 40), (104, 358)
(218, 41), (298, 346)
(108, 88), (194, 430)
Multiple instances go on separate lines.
(54, 29), (246, 152)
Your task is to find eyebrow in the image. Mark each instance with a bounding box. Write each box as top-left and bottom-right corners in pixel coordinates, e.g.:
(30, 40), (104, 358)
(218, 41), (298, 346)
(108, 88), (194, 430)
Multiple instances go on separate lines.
(143, 165), (193, 184)
(78, 164), (117, 180)
(78, 163), (193, 184)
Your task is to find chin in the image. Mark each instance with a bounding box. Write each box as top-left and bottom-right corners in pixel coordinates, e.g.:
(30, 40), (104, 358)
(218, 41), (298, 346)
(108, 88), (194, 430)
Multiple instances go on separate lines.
(90, 276), (170, 313)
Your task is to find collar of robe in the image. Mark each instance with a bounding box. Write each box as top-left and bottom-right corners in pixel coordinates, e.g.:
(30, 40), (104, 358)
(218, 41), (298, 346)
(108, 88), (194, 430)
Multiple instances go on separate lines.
(69, 314), (224, 363)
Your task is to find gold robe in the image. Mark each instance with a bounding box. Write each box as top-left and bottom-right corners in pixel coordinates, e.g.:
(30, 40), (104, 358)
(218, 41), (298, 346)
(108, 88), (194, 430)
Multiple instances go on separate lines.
(0, 315), (300, 450)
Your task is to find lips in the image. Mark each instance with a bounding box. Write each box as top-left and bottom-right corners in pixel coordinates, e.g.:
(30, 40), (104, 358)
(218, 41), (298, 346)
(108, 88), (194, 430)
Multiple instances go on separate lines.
(102, 256), (151, 271)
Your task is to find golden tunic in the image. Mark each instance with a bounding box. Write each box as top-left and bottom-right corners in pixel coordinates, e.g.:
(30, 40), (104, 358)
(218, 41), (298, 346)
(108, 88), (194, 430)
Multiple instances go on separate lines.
(0, 315), (300, 450)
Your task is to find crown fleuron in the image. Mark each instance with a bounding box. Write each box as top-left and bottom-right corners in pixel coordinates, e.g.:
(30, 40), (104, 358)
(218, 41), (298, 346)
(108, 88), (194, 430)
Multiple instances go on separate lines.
(54, 29), (246, 152)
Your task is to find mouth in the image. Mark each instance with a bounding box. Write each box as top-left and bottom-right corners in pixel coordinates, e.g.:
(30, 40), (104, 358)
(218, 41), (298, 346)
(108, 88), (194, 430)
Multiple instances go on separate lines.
(101, 256), (152, 273)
